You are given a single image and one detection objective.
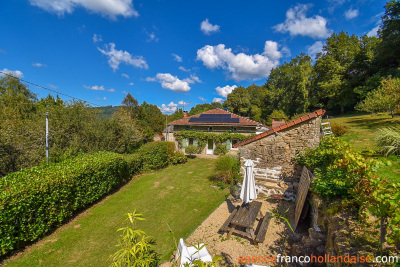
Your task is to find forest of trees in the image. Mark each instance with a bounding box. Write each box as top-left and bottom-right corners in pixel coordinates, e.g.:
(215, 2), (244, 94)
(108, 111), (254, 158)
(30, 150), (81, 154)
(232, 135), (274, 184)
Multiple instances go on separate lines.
(0, 76), (164, 176)
(170, 0), (400, 124)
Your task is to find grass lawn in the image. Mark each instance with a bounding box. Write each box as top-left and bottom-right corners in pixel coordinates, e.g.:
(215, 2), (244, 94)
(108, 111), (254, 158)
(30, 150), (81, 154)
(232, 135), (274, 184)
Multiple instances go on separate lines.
(330, 113), (400, 183)
(3, 158), (228, 266)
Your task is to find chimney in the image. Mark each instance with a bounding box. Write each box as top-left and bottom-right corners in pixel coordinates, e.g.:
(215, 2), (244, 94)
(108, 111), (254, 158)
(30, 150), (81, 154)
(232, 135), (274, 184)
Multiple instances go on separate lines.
(272, 118), (285, 128)
(183, 111), (188, 118)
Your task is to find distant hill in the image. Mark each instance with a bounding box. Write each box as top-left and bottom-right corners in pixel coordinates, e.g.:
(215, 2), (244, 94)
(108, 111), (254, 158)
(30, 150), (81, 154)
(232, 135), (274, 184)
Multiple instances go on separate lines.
(92, 105), (120, 119)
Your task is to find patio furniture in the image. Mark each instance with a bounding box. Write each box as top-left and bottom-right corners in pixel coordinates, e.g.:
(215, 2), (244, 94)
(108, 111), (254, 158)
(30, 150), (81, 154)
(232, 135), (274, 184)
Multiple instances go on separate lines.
(224, 201), (263, 245)
(255, 212), (271, 244)
(175, 238), (212, 267)
(240, 159), (257, 204)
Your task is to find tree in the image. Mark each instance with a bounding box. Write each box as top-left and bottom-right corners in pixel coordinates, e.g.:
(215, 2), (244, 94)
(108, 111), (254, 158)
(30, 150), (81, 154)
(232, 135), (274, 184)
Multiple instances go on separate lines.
(121, 93), (139, 119)
(266, 53), (313, 117)
(314, 31), (362, 113)
(356, 76), (400, 117)
(188, 102), (221, 116)
(375, 0), (400, 71)
(223, 86), (251, 116)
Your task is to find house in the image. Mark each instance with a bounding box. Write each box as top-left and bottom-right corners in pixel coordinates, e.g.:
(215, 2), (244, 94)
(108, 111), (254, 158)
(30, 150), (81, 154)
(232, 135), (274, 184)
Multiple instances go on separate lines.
(165, 109), (266, 154)
(233, 109), (325, 199)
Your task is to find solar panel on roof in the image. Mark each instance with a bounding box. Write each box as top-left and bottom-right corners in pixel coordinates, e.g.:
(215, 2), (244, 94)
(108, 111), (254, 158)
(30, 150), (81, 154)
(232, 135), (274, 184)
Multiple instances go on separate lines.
(188, 114), (239, 123)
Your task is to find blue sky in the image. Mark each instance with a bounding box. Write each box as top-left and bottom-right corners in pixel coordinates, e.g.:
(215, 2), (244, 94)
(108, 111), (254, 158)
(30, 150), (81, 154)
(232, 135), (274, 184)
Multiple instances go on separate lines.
(0, 0), (386, 113)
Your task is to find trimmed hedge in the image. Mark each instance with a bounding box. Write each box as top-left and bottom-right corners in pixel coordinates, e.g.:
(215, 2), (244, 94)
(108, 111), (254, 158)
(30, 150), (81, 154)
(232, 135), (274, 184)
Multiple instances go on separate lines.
(0, 142), (187, 257)
(0, 152), (134, 256)
(138, 141), (184, 170)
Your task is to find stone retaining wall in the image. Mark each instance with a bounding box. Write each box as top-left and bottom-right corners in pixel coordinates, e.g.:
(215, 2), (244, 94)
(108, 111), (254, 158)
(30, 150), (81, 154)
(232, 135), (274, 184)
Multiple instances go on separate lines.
(239, 116), (322, 199)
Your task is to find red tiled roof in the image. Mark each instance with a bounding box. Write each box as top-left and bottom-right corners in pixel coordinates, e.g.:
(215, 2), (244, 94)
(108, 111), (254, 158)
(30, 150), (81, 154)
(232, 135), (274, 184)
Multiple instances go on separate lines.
(167, 108), (261, 126)
(233, 109), (326, 148)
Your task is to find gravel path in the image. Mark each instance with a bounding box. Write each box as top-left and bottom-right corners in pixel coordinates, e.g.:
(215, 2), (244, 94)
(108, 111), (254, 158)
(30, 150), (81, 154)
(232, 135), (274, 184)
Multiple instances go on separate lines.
(161, 196), (295, 266)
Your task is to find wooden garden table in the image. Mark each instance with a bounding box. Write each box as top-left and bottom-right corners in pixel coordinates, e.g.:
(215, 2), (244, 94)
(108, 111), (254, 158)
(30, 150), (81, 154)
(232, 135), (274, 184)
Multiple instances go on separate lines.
(226, 201), (262, 244)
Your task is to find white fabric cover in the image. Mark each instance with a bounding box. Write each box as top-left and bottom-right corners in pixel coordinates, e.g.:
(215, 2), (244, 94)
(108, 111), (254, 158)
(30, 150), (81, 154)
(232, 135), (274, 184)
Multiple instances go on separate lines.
(175, 238), (213, 267)
(240, 159), (257, 204)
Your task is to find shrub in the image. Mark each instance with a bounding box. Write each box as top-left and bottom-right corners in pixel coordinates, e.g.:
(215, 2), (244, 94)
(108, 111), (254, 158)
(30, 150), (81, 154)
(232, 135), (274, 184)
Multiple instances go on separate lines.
(211, 154), (241, 185)
(331, 122), (348, 136)
(109, 210), (158, 267)
(138, 142), (169, 170)
(375, 125), (400, 156)
(0, 151), (131, 256)
(295, 138), (379, 199)
(185, 145), (198, 156)
(213, 144), (227, 156)
(169, 151), (187, 165)
(123, 153), (143, 177)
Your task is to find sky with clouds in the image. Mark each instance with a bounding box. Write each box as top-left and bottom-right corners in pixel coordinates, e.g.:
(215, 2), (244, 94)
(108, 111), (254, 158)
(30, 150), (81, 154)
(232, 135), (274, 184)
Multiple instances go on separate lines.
(0, 0), (386, 113)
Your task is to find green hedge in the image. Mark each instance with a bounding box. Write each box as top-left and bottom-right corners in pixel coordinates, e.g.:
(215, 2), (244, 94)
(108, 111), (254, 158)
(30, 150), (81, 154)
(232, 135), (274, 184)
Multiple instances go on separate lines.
(0, 151), (134, 256)
(138, 141), (186, 170)
(0, 142), (187, 256)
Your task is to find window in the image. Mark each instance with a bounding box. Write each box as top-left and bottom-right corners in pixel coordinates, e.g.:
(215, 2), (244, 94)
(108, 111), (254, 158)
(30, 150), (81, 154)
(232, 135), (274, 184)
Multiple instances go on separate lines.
(208, 127), (213, 131)
(233, 127), (237, 132)
(231, 139), (238, 150)
(188, 138), (194, 146)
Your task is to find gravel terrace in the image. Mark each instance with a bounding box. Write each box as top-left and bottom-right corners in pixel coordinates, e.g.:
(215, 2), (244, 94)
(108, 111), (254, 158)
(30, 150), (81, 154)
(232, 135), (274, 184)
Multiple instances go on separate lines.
(161, 196), (296, 267)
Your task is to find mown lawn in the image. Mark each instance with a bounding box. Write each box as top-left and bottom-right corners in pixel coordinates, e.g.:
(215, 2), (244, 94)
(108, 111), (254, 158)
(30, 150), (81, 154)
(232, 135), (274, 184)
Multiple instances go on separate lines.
(330, 113), (400, 183)
(3, 158), (228, 266)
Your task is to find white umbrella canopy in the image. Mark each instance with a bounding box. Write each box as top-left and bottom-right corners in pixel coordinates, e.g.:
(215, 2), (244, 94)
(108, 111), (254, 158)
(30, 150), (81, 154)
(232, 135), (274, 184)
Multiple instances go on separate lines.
(240, 159), (257, 204)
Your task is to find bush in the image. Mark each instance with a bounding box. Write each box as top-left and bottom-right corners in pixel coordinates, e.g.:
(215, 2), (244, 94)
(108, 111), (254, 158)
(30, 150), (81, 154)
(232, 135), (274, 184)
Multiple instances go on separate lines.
(169, 151), (187, 165)
(213, 144), (227, 156)
(375, 125), (400, 156)
(185, 145), (198, 156)
(211, 154), (241, 185)
(123, 153), (143, 177)
(295, 138), (379, 199)
(138, 142), (170, 170)
(331, 122), (348, 136)
(0, 151), (132, 256)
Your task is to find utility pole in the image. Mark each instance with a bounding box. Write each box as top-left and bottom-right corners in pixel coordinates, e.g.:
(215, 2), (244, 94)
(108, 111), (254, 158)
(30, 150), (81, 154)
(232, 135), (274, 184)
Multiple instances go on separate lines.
(46, 112), (49, 165)
(165, 114), (168, 141)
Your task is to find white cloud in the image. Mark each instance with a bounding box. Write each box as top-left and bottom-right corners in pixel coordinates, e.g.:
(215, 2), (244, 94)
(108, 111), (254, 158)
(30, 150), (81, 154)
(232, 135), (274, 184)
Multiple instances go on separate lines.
(0, 49), (6, 54)
(98, 43), (148, 71)
(122, 90), (128, 94)
(48, 84), (58, 89)
(96, 96), (107, 100)
(196, 41), (282, 81)
(212, 97), (224, 103)
(367, 25), (380, 37)
(179, 66), (190, 72)
(93, 34), (102, 43)
(145, 31), (158, 42)
(172, 53), (183, 62)
(129, 82), (134, 86)
(215, 85), (237, 98)
(84, 85), (105, 91)
(121, 73), (129, 79)
(200, 18), (220, 35)
(29, 0), (139, 19)
(108, 88), (115, 92)
(307, 41), (324, 58)
(199, 97), (207, 101)
(1, 68), (24, 78)
(147, 73), (191, 92)
(183, 74), (202, 84)
(32, 62), (47, 67)
(345, 8), (359, 20)
(159, 101), (178, 114)
(273, 4), (331, 39)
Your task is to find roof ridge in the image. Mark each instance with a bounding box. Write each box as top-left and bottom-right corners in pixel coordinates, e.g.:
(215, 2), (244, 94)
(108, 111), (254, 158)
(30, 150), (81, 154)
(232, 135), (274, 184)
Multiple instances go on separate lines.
(233, 109), (326, 148)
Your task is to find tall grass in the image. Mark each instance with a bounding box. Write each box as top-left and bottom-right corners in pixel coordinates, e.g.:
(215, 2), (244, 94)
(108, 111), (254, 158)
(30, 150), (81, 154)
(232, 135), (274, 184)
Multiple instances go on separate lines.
(376, 125), (400, 156)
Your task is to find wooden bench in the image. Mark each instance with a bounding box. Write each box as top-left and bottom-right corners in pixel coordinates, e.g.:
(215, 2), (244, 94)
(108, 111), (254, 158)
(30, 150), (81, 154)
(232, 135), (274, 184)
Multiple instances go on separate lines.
(219, 206), (239, 232)
(255, 212), (271, 244)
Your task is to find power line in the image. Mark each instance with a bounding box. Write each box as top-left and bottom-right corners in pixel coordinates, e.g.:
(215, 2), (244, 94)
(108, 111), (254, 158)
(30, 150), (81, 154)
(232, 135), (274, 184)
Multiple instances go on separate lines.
(0, 71), (102, 107)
